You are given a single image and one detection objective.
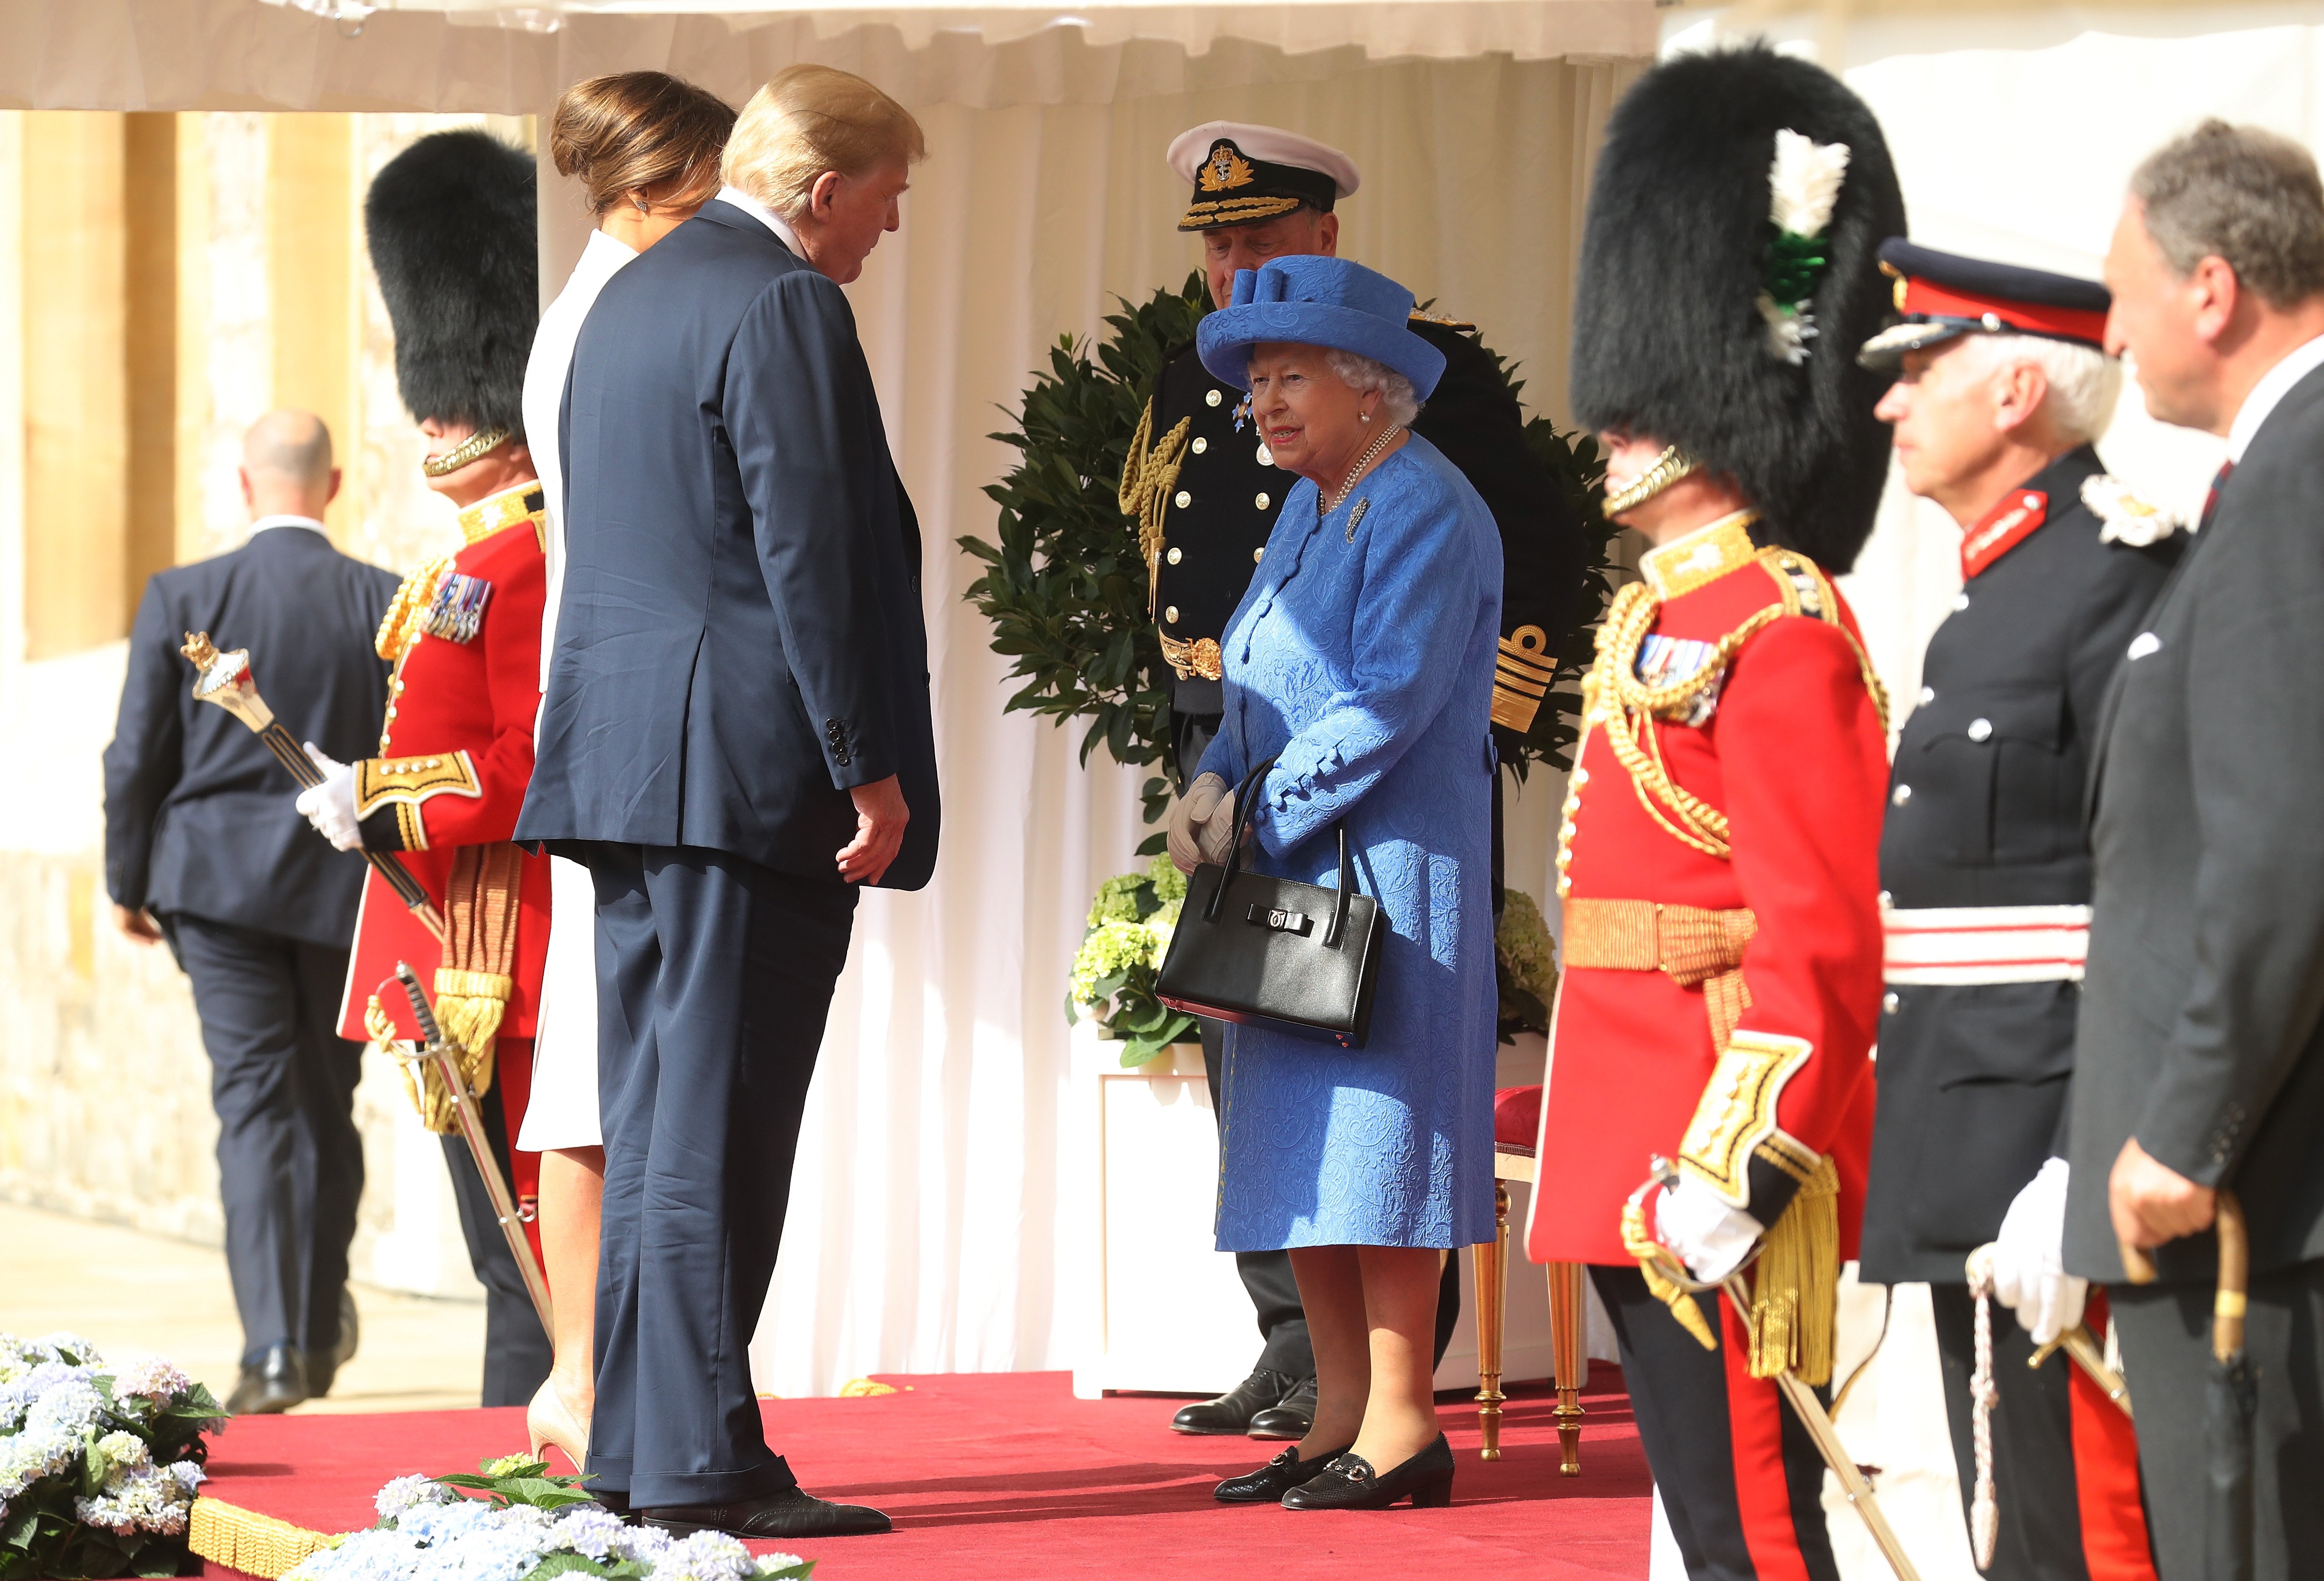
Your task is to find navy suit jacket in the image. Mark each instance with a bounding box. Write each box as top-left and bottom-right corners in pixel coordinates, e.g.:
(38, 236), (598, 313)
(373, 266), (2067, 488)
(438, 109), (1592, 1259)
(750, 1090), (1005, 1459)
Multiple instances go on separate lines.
(517, 200), (940, 890)
(102, 526), (399, 946)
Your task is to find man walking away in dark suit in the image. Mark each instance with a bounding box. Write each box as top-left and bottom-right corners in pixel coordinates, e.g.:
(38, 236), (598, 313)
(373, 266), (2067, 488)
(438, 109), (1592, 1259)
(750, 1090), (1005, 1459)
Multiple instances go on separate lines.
(103, 410), (399, 1414)
(2077, 120), (2324, 1581)
(519, 64), (939, 1540)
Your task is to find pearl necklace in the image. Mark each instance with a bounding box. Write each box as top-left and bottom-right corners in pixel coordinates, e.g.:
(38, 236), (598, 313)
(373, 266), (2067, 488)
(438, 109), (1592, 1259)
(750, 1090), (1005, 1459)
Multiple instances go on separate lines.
(1321, 423), (1404, 515)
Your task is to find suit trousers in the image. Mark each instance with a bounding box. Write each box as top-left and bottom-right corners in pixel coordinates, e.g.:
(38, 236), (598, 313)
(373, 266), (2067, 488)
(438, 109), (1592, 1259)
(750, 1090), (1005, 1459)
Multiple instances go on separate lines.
(439, 1063), (553, 1408)
(584, 843), (857, 1508)
(1926, 1284), (2154, 1581)
(1593, 1265), (1840, 1581)
(164, 913), (361, 1371)
(2110, 1259), (2324, 1581)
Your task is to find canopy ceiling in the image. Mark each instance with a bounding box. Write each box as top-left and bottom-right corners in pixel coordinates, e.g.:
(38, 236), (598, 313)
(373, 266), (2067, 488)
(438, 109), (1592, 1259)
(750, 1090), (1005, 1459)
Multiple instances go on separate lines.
(0, 0), (1657, 113)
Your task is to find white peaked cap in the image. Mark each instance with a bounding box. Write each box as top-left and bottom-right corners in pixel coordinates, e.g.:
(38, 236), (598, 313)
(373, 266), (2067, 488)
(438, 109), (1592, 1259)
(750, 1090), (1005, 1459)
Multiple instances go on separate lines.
(1164, 122), (1362, 198)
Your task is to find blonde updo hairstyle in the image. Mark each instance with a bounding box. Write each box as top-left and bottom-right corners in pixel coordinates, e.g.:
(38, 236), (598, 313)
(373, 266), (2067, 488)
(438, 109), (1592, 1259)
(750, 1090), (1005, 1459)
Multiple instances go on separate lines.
(550, 71), (735, 216)
(720, 64), (926, 223)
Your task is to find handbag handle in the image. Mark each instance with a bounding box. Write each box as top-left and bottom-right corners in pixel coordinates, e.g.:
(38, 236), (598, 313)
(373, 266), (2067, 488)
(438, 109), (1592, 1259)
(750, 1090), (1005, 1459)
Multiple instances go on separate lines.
(1203, 754), (1359, 948)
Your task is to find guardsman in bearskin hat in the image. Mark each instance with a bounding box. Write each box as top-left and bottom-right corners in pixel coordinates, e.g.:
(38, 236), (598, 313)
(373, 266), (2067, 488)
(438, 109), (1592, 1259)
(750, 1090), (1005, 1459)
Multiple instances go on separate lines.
(1126, 120), (1591, 1443)
(1858, 243), (2172, 1581)
(1522, 46), (1900, 1577)
(295, 128), (555, 1408)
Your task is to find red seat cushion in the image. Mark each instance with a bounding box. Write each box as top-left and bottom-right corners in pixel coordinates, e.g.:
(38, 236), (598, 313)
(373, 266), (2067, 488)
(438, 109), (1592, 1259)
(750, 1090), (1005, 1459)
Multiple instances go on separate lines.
(1494, 1084), (1543, 1152)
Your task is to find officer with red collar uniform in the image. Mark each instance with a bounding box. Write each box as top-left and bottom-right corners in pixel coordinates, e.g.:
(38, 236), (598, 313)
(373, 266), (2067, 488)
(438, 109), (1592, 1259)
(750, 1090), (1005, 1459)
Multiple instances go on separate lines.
(295, 130), (555, 1408)
(1858, 239), (2177, 1581)
(1523, 48), (1900, 1579)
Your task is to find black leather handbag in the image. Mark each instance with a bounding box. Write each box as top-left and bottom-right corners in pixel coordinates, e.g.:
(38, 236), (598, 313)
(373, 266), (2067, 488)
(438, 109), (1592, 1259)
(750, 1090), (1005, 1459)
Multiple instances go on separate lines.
(1155, 758), (1387, 1049)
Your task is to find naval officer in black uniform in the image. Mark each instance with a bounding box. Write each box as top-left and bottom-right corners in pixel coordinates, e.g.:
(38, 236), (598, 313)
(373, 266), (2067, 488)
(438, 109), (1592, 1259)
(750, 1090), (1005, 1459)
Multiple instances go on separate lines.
(1858, 242), (2177, 1580)
(1123, 121), (1589, 1440)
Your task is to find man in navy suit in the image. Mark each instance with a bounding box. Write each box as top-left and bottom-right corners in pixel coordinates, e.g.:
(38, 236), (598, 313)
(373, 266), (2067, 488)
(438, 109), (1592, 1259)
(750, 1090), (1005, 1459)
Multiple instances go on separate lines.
(103, 410), (399, 1414)
(518, 64), (938, 1539)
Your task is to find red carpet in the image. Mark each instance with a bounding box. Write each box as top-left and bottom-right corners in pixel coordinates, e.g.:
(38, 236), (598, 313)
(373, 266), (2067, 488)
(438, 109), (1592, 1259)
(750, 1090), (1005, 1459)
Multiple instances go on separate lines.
(197, 1371), (1650, 1579)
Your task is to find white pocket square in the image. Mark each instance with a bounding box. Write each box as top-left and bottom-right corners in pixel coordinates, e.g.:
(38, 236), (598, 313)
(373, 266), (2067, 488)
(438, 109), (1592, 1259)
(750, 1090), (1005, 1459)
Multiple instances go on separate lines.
(2126, 631), (2162, 660)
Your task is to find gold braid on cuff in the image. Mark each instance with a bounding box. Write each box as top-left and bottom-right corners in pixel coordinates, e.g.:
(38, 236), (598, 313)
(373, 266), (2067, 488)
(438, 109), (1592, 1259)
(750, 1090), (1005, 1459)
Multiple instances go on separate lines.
(1603, 444), (1699, 517)
(421, 427), (511, 478)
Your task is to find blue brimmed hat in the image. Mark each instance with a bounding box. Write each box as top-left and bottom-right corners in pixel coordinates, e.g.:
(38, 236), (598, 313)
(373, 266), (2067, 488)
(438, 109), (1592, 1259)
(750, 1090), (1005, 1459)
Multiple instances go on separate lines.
(1194, 256), (1447, 400)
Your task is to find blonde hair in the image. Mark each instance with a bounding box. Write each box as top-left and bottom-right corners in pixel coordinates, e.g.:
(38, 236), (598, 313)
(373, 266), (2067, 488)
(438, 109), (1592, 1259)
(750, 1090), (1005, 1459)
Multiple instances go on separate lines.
(720, 65), (925, 222)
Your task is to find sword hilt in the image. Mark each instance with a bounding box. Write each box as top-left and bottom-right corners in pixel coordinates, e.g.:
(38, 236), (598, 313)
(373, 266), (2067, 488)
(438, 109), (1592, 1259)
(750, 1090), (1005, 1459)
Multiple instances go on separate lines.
(395, 960), (447, 1048)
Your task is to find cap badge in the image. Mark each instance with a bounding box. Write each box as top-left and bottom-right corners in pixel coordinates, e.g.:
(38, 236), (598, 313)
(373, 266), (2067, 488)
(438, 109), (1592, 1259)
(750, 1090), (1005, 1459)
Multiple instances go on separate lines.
(1200, 142), (1257, 193)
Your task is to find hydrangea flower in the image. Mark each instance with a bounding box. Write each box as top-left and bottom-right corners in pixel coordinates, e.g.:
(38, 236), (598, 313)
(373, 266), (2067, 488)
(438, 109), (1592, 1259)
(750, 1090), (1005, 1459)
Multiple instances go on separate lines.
(654, 1531), (757, 1581)
(75, 1458), (204, 1535)
(1144, 853), (1187, 904)
(752, 1555), (810, 1578)
(376, 1474), (458, 1522)
(1069, 918), (1163, 1002)
(34, 1333), (104, 1367)
(112, 1356), (193, 1402)
(547, 1504), (627, 1560)
(1495, 889), (1558, 1002)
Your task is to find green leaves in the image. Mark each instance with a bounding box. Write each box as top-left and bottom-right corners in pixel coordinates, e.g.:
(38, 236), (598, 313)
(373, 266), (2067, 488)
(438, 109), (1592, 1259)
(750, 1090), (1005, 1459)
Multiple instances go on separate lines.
(960, 274), (1210, 803)
(434, 1459), (597, 1512)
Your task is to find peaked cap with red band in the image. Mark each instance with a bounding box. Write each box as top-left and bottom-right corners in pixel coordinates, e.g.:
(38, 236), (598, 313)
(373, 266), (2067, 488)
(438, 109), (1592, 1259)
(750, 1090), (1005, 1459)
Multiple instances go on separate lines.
(1858, 238), (2110, 371)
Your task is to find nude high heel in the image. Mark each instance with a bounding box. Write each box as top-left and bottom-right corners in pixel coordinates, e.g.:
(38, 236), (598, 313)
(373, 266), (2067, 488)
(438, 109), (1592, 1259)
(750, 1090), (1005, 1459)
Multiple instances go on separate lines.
(527, 1378), (591, 1474)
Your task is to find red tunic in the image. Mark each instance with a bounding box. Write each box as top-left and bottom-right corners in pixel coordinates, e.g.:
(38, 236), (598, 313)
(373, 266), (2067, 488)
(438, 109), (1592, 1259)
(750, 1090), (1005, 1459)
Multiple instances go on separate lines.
(335, 484), (552, 1044)
(1527, 513), (1888, 1266)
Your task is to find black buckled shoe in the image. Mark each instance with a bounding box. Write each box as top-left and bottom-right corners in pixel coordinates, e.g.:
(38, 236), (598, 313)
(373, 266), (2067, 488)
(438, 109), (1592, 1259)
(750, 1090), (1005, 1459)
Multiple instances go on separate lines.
(1170, 1368), (1295, 1435)
(641, 1486), (891, 1539)
(1246, 1374), (1316, 1441)
(225, 1344), (309, 1415)
(1280, 1434), (1454, 1510)
(1214, 1443), (1353, 1504)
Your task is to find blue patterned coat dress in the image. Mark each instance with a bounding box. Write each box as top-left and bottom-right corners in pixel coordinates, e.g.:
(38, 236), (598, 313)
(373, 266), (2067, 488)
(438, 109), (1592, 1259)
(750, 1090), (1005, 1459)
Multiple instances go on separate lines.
(1197, 434), (1503, 1253)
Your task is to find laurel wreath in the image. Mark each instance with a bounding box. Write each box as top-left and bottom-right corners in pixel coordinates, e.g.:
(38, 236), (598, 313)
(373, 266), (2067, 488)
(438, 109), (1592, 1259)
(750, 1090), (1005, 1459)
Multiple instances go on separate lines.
(959, 270), (1620, 853)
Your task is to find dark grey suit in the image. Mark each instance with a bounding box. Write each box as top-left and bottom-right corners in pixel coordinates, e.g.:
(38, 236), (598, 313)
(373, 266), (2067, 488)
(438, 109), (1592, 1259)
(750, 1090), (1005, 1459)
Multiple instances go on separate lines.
(2071, 360), (2324, 1580)
(515, 201), (939, 1509)
(102, 524), (398, 1374)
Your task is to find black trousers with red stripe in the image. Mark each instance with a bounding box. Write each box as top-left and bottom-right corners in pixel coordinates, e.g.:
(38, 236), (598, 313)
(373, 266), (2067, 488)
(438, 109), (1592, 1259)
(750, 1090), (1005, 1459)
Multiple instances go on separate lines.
(1593, 1266), (1839, 1581)
(1927, 1285), (2154, 1581)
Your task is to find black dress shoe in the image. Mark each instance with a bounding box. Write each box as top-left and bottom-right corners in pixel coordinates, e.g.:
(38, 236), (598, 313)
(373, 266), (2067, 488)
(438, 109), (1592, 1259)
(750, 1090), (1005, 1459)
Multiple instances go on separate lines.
(309, 1289), (361, 1398)
(1214, 1443), (1353, 1504)
(641, 1486), (891, 1539)
(1281, 1435), (1454, 1510)
(225, 1345), (309, 1415)
(1170, 1369), (1295, 1435)
(1247, 1375), (1317, 1441)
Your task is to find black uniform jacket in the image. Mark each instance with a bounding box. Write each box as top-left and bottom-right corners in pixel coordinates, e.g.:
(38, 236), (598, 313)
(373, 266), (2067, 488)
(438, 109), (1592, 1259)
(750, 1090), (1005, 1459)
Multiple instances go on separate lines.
(102, 526), (399, 947)
(2070, 364), (2324, 1284)
(521, 200), (940, 891)
(1860, 445), (2180, 1283)
(1142, 315), (1587, 755)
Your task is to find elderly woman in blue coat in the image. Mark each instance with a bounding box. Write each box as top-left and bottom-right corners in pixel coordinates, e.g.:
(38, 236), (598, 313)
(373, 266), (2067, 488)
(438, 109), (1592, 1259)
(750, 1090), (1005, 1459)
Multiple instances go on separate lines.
(1166, 255), (1502, 1512)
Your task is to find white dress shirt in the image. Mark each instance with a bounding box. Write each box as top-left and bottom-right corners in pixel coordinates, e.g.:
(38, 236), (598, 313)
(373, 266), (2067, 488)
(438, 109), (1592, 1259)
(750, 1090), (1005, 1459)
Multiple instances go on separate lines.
(711, 184), (805, 259)
(247, 514), (328, 537)
(525, 227), (638, 691)
(2226, 330), (2324, 462)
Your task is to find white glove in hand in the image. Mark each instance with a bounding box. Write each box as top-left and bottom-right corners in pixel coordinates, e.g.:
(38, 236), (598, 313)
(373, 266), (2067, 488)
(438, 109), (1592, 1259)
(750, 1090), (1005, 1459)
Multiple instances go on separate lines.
(1656, 1174), (1766, 1284)
(1166, 773), (1231, 875)
(295, 742), (363, 852)
(1989, 1156), (2086, 1346)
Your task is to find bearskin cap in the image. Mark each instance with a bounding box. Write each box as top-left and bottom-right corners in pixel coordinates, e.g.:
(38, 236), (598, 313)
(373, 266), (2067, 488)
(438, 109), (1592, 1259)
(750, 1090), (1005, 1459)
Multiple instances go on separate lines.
(364, 129), (538, 439)
(1569, 45), (1904, 571)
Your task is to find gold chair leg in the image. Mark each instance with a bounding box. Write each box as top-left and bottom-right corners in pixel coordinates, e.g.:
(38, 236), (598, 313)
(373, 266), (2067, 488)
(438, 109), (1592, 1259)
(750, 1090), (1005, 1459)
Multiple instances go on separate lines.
(1547, 1259), (1587, 1476)
(1473, 1181), (1509, 1461)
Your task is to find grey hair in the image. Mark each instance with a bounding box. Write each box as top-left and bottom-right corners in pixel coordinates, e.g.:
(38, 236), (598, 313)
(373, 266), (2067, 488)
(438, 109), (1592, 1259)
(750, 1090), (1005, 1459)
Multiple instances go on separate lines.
(1322, 349), (1421, 427)
(2131, 119), (2324, 309)
(1951, 333), (2122, 446)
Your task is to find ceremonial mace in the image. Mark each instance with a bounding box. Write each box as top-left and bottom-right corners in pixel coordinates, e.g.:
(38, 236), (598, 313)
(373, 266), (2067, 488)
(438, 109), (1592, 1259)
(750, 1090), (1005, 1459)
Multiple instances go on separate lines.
(180, 632), (446, 941)
(395, 960), (555, 1336)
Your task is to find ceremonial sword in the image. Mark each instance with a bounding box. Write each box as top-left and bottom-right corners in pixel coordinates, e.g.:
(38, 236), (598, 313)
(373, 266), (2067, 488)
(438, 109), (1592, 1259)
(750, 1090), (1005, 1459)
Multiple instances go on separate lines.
(394, 960), (555, 1336)
(179, 631), (447, 941)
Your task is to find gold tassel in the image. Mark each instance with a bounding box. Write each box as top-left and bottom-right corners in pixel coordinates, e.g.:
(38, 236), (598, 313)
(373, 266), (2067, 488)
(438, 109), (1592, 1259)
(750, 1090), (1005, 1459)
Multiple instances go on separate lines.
(1747, 1153), (1840, 1384)
(1622, 1199), (1719, 1353)
(364, 975), (509, 1136)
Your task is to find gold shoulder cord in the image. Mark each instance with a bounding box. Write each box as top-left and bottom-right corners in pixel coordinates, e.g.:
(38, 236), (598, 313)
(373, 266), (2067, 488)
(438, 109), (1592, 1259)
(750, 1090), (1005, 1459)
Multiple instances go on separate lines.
(375, 553), (458, 665)
(1118, 399), (1193, 617)
(1588, 546), (1888, 863)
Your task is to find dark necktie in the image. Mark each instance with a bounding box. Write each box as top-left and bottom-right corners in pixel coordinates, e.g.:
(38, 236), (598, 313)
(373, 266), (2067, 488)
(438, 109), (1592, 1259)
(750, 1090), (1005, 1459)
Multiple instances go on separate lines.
(2200, 459), (2236, 531)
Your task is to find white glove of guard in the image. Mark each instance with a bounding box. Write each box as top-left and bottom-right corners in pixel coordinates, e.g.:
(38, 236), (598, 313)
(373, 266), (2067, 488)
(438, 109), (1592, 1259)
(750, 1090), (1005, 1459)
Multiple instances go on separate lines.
(1656, 1173), (1766, 1284)
(295, 742), (363, 852)
(1166, 772), (1235, 875)
(1988, 1156), (2086, 1346)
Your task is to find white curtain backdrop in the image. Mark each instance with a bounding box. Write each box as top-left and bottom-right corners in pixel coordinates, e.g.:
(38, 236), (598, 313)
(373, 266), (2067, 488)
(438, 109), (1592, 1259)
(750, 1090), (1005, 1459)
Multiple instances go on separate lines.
(744, 54), (1641, 1394)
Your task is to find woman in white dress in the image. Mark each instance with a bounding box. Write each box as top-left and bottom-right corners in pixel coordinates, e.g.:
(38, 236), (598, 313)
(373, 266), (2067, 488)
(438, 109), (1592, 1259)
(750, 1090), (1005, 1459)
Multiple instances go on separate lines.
(520, 70), (735, 1476)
